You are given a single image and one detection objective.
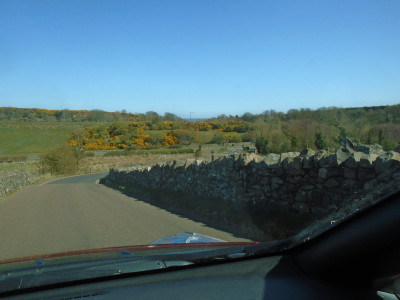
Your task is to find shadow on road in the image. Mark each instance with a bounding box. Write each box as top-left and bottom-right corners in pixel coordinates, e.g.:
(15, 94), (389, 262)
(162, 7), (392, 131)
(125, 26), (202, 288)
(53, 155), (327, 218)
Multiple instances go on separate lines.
(100, 175), (271, 241)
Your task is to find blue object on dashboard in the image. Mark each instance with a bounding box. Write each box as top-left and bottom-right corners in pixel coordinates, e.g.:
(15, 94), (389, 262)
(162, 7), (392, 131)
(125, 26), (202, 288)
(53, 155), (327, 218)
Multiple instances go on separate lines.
(34, 259), (45, 267)
(118, 250), (133, 256)
(151, 232), (225, 245)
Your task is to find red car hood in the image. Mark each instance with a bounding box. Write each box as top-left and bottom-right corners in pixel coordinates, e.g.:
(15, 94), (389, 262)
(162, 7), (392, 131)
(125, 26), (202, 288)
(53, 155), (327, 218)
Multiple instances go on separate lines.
(0, 241), (259, 266)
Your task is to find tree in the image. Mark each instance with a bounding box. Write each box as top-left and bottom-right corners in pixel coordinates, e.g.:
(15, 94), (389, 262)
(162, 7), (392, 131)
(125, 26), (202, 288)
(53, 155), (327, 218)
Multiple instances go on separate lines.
(87, 110), (106, 122)
(145, 111), (162, 128)
(212, 132), (225, 145)
(314, 132), (327, 150)
(241, 112), (256, 122)
(255, 136), (270, 154)
(108, 122), (129, 137)
(378, 128), (384, 145)
(174, 129), (201, 145)
(119, 126), (138, 146)
(40, 145), (78, 175)
(230, 133), (242, 143)
(334, 126), (349, 146)
(55, 109), (71, 122)
(164, 112), (180, 121)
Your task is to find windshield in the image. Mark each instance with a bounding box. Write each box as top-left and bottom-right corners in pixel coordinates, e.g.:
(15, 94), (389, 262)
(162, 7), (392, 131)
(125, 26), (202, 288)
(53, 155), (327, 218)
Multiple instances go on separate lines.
(1, 0), (400, 289)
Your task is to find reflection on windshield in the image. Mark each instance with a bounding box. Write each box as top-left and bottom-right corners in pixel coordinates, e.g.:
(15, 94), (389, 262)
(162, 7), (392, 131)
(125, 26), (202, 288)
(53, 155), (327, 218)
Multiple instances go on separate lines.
(0, 0), (399, 278)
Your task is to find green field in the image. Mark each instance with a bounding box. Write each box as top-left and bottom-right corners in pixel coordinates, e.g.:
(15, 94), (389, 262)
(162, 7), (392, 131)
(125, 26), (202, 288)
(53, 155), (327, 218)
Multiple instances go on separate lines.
(0, 122), (247, 155)
(0, 127), (75, 155)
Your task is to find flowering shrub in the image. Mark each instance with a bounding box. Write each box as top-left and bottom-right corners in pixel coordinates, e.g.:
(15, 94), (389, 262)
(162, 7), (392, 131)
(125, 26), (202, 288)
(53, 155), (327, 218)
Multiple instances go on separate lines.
(68, 126), (117, 150)
(66, 119), (250, 151)
(161, 131), (179, 146)
(132, 126), (151, 148)
(84, 140), (116, 150)
(161, 121), (174, 130)
(198, 122), (212, 131)
(68, 139), (79, 147)
(117, 143), (128, 149)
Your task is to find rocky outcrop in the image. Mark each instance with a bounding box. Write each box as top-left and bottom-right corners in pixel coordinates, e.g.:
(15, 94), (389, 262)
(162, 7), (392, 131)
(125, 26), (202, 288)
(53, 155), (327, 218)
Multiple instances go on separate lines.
(104, 144), (400, 220)
(0, 171), (31, 197)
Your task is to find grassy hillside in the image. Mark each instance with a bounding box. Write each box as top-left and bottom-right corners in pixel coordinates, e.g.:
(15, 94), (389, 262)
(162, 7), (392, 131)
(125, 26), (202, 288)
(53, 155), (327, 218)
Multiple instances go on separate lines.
(0, 126), (75, 155)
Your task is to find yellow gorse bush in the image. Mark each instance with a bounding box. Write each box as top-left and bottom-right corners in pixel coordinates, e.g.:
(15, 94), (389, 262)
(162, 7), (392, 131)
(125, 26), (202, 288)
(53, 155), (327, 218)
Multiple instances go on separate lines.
(161, 131), (178, 147)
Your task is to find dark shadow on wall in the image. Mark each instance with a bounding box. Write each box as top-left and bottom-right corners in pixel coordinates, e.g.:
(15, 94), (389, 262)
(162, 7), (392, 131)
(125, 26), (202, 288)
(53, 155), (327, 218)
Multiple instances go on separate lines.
(100, 175), (314, 241)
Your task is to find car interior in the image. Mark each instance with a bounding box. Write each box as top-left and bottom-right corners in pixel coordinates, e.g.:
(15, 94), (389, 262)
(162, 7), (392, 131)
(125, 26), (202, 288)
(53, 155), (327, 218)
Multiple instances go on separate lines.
(1, 190), (399, 299)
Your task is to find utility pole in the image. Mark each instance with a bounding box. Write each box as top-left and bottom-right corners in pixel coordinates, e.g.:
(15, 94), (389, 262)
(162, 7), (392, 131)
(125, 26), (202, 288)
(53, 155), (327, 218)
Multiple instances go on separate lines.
(190, 112), (194, 122)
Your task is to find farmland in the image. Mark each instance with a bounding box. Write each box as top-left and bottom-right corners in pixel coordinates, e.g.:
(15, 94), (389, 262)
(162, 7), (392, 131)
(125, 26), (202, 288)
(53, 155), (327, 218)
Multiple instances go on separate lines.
(3, 105), (400, 155)
(0, 123), (243, 155)
(0, 125), (77, 155)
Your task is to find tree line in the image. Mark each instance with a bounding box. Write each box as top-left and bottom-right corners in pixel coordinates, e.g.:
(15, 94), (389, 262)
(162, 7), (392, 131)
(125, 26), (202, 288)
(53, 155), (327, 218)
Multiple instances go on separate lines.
(0, 108), (182, 123)
(3, 105), (400, 152)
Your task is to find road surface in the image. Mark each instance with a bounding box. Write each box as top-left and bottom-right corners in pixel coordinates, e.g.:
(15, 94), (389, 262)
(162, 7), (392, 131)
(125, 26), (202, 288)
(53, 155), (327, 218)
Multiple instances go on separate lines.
(0, 173), (250, 260)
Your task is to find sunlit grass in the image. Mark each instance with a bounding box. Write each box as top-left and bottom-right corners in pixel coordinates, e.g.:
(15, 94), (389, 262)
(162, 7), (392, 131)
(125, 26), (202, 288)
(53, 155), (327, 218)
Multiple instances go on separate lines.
(0, 121), (249, 155)
(0, 127), (74, 155)
(0, 161), (39, 173)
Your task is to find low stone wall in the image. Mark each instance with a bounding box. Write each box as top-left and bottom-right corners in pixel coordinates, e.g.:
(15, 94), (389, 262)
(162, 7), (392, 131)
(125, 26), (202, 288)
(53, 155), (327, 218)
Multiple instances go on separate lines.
(105, 143), (400, 219)
(0, 171), (31, 197)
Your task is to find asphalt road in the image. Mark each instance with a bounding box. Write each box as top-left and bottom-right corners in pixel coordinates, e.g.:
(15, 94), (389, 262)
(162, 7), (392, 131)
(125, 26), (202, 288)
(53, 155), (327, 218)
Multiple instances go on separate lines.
(0, 173), (250, 260)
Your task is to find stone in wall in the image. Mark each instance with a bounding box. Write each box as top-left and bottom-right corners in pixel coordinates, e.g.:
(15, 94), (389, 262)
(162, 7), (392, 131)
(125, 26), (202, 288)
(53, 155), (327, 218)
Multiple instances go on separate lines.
(374, 151), (400, 174)
(356, 143), (384, 155)
(106, 143), (400, 220)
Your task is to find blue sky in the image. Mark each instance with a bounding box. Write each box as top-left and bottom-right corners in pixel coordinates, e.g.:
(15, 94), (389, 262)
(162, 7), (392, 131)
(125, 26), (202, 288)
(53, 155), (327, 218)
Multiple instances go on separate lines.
(1, 0), (399, 118)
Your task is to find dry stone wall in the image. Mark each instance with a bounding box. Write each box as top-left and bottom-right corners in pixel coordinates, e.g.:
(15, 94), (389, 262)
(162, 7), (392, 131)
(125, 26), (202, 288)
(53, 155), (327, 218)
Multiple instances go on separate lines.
(106, 141), (400, 219)
(0, 171), (31, 197)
